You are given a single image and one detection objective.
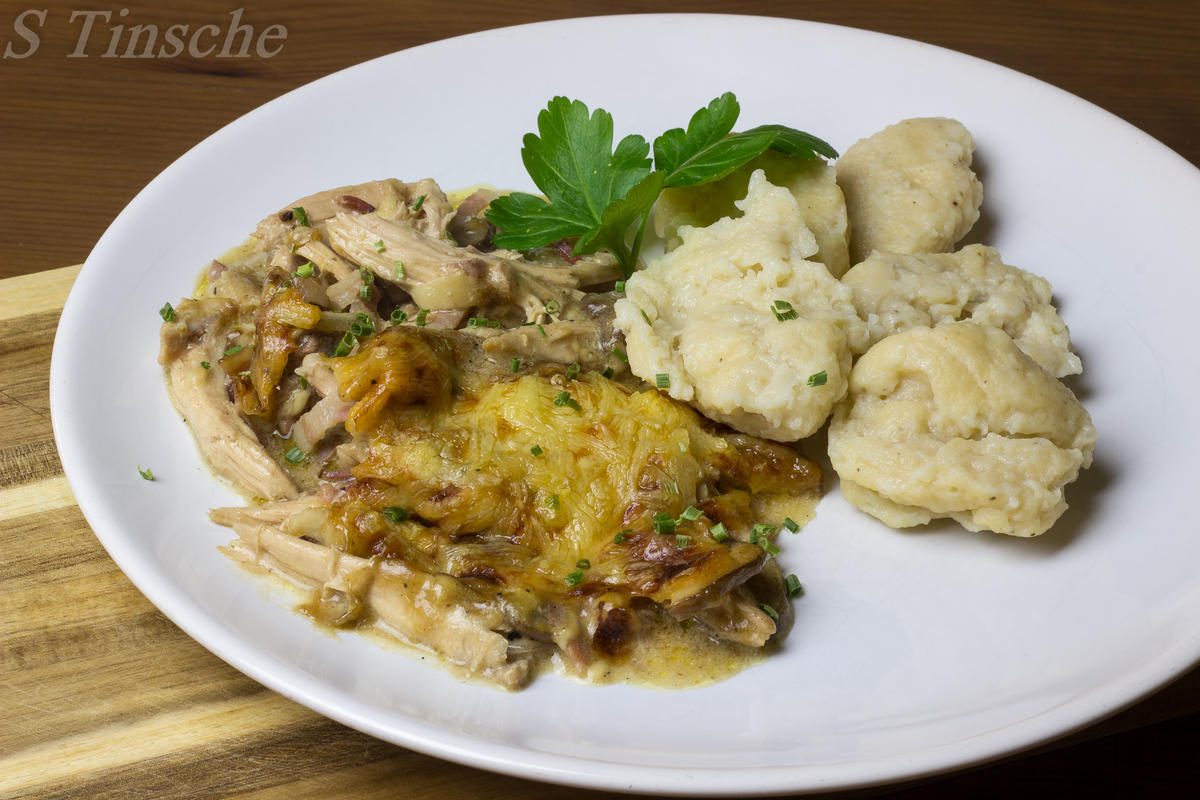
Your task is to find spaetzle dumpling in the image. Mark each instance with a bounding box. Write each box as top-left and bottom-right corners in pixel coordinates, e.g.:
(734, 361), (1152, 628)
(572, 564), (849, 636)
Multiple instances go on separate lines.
(836, 117), (983, 264)
(616, 170), (867, 441)
(841, 244), (1082, 376)
(828, 321), (1095, 536)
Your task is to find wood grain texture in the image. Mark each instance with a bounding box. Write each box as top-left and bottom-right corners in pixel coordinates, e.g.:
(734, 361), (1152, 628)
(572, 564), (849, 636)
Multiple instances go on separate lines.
(0, 0), (1197, 279)
(3, 271), (1200, 796)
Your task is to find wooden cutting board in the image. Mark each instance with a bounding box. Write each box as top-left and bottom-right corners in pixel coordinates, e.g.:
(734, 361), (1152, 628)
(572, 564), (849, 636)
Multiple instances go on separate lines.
(2, 266), (1198, 798)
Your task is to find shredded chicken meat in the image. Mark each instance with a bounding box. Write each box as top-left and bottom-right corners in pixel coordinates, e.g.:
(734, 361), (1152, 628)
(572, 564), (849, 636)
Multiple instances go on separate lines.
(160, 177), (822, 689)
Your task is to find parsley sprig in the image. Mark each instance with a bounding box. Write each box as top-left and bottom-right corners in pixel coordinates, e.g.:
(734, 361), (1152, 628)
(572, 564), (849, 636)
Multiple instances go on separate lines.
(486, 93), (836, 277)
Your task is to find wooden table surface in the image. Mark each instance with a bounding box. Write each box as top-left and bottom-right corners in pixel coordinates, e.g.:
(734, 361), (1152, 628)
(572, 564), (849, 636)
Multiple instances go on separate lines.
(2, 1), (1198, 797)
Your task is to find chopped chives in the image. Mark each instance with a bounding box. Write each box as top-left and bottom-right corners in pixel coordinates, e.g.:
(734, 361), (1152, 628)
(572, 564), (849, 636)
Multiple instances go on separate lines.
(530, 444), (543, 456)
(295, 261), (314, 277)
(782, 517), (800, 533)
(640, 308), (652, 325)
(394, 261), (406, 279)
(614, 280), (625, 292)
(664, 480), (679, 496)
(772, 299), (799, 322)
(761, 539), (781, 557)
(467, 317), (492, 327)
(359, 268), (375, 284)
(137, 465), (154, 481)
(655, 373), (670, 389)
(785, 574), (804, 597)
(382, 506), (408, 522)
(298, 375), (309, 390)
(576, 558), (591, 570)
(333, 330), (356, 356)
(415, 309), (430, 326)
(759, 603), (780, 621)
(158, 302), (175, 322)
(679, 505), (703, 521)
(546, 494), (560, 509)
(374, 239), (386, 253)
(199, 361), (211, 370)
(292, 206), (310, 227)
(553, 391), (581, 411)
(222, 344), (244, 357)
(675, 533), (692, 549)
(602, 367), (614, 379)
(411, 194), (426, 212)
(614, 529), (630, 544)
(565, 362), (580, 380)
(510, 357), (521, 373)
(806, 370), (828, 387)
(564, 570), (583, 587)
(389, 308), (408, 324)
(536, 323), (547, 338)
(283, 446), (305, 464)
(710, 522), (729, 542)
(544, 299), (561, 314)
(753, 523), (777, 539)
(652, 512), (676, 537)
(359, 284), (371, 301)
(613, 347), (628, 363)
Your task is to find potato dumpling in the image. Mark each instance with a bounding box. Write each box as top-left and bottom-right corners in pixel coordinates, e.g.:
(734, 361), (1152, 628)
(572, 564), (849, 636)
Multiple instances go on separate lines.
(653, 150), (851, 277)
(841, 244), (1081, 376)
(828, 322), (1095, 536)
(616, 171), (867, 441)
(836, 117), (983, 264)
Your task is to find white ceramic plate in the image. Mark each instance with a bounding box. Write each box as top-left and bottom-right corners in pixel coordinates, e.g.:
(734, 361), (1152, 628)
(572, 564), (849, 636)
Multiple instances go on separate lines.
(51, 14), (1200, 796)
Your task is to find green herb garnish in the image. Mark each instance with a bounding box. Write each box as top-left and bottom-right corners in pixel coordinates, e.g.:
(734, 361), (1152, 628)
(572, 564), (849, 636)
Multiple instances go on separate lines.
(564, 570), (584, 587)
(759, 602), (780, 621)
(159, 302), (175, 322)
(710, 522), (729, 542)
(806, 370), (828, 387)
(679, 505), (703, 521)
(655, 373), (670, 390)
(510, 357), (521, 373)
(652, 511), (676, 537)
(295, 261), (314, 278)
(675, 534), (692, 549)
(333, 330), (356, 357)
(411, 194), (426, 212)
(199, 361), (211, 370)
(553, 390), (581, 411)
(785, 574), (804, 597)
(390, 309), (408, 324)
(565, 362), (580, 380)
(614, 528), (630, 544)
(137, 465), (154, 481)
(292, 206), (310, 227)
(576, 558), (591, 570)
(382, 506), (408, 523)
(485, 93), (836, 277)
(222, 344), (244, 357)
(772, 299), (799, 321)
(782, 517), (800, 533)
(530, 444), (543, 456)
(283, 446), (304, 464)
